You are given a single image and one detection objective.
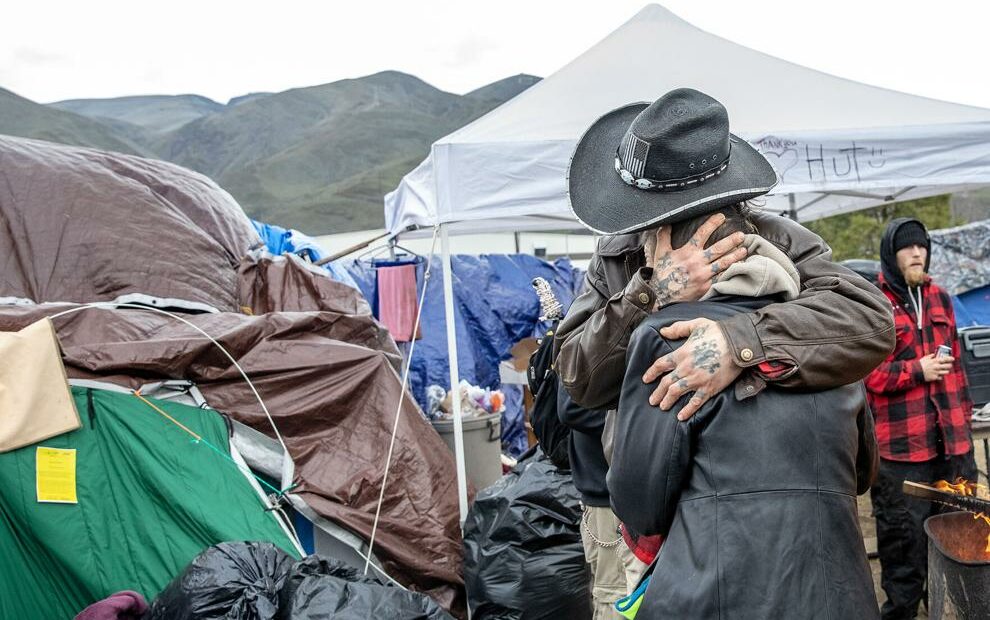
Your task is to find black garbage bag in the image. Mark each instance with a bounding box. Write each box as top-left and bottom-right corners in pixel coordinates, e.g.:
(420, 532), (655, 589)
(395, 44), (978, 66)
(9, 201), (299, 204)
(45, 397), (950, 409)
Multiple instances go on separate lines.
(278, 555), (454, 620)
(147, 541), (295, 620)
(464, 447), (592, 620)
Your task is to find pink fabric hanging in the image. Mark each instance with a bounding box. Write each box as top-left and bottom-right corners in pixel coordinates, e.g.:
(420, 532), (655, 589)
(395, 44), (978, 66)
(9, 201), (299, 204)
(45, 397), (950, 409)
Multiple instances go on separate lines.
(377, 264), (420, 342)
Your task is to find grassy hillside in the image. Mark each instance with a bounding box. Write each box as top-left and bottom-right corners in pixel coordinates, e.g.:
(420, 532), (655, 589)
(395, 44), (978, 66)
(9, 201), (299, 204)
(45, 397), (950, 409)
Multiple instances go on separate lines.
(152, 71), (539, 232)
(0, 87), (150, 155)
(5, 72), (540, 234)
(51, 94), (223, 134)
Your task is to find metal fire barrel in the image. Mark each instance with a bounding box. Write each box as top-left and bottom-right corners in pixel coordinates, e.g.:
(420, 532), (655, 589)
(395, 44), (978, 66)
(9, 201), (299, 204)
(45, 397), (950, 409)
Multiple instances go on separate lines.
(925, 511), (990, 619)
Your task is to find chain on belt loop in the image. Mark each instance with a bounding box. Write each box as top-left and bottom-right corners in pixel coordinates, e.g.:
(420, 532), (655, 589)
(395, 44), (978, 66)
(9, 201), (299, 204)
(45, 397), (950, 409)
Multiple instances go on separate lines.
(582, 507), (623, 548)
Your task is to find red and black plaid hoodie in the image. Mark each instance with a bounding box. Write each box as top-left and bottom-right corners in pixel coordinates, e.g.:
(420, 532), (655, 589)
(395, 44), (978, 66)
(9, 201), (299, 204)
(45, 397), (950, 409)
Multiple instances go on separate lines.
(865, 220), (973, 462)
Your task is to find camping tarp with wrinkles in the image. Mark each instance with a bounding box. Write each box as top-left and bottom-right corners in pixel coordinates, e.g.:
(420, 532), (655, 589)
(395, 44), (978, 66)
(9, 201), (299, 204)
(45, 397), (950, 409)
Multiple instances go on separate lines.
(0, 305), (466, 615)
(929, 218), (990, 327)
(237, 251), (401, 368)
(0, 387), (299, 620)
(929, 219), (990, 296)
(0, 136), (390, 354)
(0, 135), (262, 312)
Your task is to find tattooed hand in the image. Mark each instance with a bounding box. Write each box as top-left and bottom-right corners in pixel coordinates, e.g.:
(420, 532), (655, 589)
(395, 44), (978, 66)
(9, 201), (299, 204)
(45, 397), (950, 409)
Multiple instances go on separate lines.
(641, 318), (742, 421)
(645, 213), (748, 311)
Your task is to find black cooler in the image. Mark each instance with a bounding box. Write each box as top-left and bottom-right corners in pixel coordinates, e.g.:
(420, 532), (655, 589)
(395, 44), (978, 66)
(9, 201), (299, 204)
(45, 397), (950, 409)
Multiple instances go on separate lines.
(960, 326), (990, 407)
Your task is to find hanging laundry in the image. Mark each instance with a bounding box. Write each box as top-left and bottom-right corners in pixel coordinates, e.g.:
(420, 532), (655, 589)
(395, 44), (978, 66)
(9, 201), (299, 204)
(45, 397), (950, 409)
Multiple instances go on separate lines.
(377, 263), (421, 342)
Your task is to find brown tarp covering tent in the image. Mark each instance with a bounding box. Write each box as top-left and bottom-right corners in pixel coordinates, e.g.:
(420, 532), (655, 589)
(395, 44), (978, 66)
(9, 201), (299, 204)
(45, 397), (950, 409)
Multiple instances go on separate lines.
(237, 252), (401, 366)
(0, 134), (399, 362)
(0, 134), (257, 311)
(239, 252), (372, 315)
(0, 135), (465, 615)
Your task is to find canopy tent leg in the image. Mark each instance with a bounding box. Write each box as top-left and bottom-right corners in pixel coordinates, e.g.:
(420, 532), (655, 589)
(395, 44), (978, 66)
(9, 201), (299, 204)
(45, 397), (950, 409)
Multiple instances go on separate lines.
(441, 224), (470, 527)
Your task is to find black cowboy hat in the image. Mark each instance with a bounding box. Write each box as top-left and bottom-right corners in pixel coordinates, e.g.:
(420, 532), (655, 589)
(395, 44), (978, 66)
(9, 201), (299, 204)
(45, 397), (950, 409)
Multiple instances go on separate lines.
(567, 88), (778, 235)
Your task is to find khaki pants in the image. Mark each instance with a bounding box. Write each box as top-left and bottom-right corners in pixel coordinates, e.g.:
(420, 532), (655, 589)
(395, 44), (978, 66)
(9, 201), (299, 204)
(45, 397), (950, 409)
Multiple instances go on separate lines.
(580, 505), (649, 619)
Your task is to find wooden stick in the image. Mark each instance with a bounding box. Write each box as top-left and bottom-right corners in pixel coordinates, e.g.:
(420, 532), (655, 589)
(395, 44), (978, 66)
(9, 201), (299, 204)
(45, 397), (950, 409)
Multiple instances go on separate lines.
(315, 231), (392, 265)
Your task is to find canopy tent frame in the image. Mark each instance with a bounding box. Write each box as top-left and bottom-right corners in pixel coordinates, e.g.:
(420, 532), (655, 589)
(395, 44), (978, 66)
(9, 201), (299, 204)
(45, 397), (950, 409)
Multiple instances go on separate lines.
(786, 186), (918, 219)
(440, 226), (471, 526)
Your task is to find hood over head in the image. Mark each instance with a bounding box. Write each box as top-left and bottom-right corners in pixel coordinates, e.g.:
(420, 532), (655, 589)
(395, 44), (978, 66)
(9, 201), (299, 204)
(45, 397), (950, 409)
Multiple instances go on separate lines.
(880, 217), (931, 304)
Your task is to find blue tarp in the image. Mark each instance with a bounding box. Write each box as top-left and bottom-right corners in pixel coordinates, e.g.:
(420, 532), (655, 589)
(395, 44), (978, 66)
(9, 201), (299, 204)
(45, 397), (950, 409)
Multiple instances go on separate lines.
(251, 219), (359, 290)
(344, 254), (584, 413)
(954, 285), (990, 327)
(251, 220), (324, 261)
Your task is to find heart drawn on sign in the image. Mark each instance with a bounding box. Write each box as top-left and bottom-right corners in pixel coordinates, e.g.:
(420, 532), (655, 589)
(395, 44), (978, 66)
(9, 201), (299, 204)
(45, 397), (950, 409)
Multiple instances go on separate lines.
(752, 136), (801, 183)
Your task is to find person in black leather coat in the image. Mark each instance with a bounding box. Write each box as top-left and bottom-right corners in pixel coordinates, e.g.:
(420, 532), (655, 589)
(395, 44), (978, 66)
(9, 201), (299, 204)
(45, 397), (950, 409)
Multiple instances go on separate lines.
(607, 206), (880, 619)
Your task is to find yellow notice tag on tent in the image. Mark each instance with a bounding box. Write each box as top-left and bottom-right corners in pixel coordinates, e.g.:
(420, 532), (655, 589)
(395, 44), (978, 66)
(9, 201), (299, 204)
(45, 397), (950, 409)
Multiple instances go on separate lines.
(36, 447), (77, 504)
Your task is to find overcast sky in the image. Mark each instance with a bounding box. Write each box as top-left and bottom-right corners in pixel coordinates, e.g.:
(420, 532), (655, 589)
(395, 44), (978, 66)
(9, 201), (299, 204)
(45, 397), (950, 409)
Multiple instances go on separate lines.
(3, 0), (989, 109)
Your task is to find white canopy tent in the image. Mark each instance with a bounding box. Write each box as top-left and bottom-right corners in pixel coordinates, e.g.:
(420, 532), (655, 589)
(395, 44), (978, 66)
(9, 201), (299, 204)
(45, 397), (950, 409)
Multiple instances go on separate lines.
(386, 4), (990, 233)
(383, 4), (990, 527)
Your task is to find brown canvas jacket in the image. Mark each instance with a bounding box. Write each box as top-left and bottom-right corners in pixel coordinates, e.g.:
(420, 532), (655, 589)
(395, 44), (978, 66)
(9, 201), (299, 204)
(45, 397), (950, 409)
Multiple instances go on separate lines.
(554, 211), (895, 409)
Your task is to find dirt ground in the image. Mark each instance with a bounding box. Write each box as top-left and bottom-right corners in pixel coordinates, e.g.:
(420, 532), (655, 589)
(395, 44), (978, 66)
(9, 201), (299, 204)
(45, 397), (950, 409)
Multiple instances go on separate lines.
(859, 438), (989, 618)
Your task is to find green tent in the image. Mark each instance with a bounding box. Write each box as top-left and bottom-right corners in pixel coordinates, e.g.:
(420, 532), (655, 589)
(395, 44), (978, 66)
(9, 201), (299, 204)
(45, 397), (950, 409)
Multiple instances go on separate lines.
(0, 387), (300, 619)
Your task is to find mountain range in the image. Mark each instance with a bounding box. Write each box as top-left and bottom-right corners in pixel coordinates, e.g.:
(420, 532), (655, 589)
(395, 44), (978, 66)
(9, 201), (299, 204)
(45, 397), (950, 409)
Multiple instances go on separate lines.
(2, 72), (541, 234)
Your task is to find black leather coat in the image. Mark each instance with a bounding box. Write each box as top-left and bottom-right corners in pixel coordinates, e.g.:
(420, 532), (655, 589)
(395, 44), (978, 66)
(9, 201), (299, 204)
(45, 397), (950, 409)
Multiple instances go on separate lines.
(608, 296), (880, 620)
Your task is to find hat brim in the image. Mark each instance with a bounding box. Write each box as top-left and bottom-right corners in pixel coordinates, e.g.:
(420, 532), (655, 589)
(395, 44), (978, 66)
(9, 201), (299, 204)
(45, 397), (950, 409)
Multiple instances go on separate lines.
(567, 103), (779, 235)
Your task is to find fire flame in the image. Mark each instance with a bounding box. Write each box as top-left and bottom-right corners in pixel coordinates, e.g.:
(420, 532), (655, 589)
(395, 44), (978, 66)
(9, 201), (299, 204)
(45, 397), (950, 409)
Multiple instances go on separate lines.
(933, 478), (980, 496)
(976, 513), (990, 554)
(933, 478), (990, 553)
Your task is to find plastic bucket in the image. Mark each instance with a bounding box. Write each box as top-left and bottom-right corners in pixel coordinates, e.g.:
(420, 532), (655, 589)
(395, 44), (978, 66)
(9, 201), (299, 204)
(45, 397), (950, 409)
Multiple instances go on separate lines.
(431, 412), (503, 491)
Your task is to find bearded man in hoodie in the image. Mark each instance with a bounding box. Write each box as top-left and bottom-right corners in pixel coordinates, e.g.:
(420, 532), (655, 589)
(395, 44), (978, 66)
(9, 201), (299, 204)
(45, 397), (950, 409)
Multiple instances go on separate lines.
(866, 217), (976, 620)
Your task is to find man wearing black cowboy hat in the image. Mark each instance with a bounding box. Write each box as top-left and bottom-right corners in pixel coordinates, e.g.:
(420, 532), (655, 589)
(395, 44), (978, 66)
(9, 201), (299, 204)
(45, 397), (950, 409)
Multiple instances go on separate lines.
(554, 88), (895, 615)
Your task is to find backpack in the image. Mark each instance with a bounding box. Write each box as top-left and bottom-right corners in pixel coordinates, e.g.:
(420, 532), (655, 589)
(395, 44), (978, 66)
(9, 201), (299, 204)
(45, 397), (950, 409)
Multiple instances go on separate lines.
(527, 323), (571, 470)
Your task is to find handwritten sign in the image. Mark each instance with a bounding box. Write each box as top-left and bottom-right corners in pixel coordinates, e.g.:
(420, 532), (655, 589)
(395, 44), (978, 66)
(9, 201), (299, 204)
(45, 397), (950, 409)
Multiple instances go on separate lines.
(753, 136), (887, 185)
